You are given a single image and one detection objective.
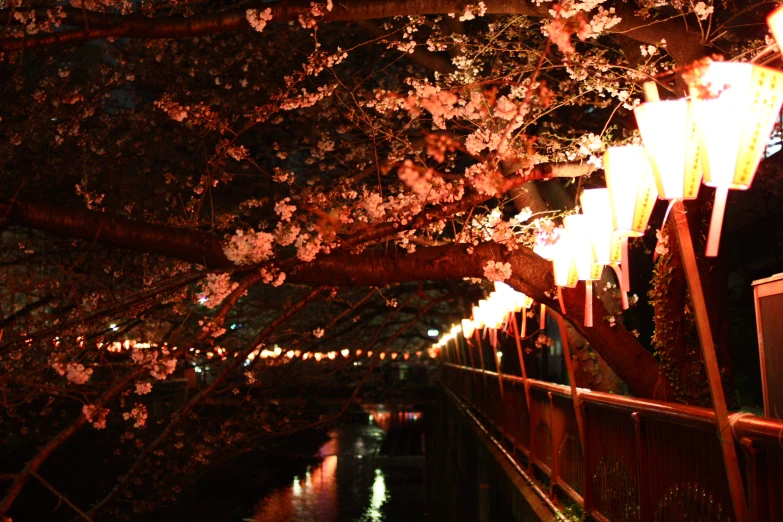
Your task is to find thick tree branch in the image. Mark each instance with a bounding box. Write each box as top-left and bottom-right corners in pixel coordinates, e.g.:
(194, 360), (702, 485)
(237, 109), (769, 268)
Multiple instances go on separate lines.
(0, 0), (706, 65)
(1, 193), (667, 399)
(288, 241), (669, 399)
(0, 199), (232, 268)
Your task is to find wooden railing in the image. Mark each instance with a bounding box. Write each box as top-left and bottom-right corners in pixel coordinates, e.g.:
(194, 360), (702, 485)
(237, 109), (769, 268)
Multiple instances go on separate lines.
(441, 363), (783, 521)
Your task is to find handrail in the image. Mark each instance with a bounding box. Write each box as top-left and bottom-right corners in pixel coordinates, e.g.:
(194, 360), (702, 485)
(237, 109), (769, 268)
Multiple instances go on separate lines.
(441, 360), (783, 521)
(445, 362), (718, 426)
(730, 411), (783, 443)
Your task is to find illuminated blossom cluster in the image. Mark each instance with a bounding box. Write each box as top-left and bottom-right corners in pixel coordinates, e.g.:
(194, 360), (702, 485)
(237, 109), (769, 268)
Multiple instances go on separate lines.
(459, 2), (488, 21)
(224, 229), (274, 265)
(52, 361), (94, 385)
(135, 382), (153, 395)
(123, 405), (148, 428)
(197, 273), (240, 309)
(82, 404), (109, 430)
(483, 260), (512, 282)
(397, 160), (461, 204)
(693, 1), (714, 20)
(295, 233), (324, 262)
(274, 198), (296, 222)
(131, 348), (177, 380)
(246, 8), (273, 32)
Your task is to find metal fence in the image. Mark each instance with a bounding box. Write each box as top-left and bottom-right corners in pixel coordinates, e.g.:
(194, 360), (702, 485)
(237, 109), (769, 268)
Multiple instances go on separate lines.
(441, 363), (783, 521)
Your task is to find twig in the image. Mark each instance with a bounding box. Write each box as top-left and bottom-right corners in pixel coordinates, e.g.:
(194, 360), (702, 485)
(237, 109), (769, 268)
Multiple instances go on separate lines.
(30, 471), (93, 522)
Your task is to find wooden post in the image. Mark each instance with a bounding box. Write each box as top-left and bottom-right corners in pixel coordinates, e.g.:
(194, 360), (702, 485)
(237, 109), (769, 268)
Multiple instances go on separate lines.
(474, 330), (488, 387)
(490, 330), (505, 399)
(511, 314), (533, 416)
(553, 312), (586, 455)
(465, 334), (479, 399)
(554, 311), (589, 512)
(672, 201), (750, 522)
(452, 336), (463, 366)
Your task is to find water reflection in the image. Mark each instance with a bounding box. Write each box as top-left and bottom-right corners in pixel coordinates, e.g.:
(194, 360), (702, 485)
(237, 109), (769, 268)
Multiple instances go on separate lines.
(249, 407), (425, 522)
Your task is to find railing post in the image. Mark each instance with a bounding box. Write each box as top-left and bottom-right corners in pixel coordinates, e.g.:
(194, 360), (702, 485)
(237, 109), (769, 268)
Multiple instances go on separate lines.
(739, 437), (764, 522)
(632, 412), (651, 522)
(673, 201), (750, 522)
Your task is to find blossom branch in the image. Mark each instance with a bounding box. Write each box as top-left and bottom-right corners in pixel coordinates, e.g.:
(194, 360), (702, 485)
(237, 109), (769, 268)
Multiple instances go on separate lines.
(0, 0), (705, 66)
(85, 286), (326, 518)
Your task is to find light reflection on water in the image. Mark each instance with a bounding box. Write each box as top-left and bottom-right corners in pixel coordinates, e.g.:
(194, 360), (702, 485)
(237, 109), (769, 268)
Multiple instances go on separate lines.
(249, 408), (424, 522)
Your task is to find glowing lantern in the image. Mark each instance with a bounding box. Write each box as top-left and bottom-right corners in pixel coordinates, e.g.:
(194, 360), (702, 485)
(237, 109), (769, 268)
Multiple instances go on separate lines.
(461, 318), (475, 339)
(550, 228), (577, 315)
(603, 145), (658, 299)
(604, 145), (658, 237)
(564, 214), (596, 326)
(580, 188), (614, 266)
(635, 99), (702, 201)
(341, 348), (350, 358)
(686, 61), (783, 256)
(768, 6), (783, 49)
(472, 302), (487, 330)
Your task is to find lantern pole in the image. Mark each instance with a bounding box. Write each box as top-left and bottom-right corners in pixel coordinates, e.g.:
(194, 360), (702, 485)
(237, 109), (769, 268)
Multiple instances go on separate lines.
(672, 201), (749, 522)
(464, 333), (479, 394)
(511, 313), (532, 414)
(552, 311), (586, 454)
(451, 336), (463, 366)
(490, 332), (505, 398)
(474, 330), (488, 387)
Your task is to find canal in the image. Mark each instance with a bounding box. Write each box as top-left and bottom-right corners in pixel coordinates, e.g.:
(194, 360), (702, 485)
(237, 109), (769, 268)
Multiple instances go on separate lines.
(246, 406), (428, 522)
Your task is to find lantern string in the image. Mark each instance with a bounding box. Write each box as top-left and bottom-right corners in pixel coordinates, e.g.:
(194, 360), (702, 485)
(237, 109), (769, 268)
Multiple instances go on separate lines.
(540, 303), (547, 330)
(611, 264), (630, 310)
(584, 281), (593, 327)
(705, 186), (729, 257)
(557, 286), (567, 316)
(654, 198), (679, 262)
(521, 312), (528, 338)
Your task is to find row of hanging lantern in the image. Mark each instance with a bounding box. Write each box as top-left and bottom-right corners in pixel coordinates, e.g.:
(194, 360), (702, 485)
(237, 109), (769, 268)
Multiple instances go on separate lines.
(547, 10), (783, 327)
(434, 282), (535, 362)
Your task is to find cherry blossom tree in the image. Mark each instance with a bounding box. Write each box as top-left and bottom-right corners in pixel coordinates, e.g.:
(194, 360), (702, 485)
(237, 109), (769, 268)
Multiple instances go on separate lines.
(0, 0), (778, 518)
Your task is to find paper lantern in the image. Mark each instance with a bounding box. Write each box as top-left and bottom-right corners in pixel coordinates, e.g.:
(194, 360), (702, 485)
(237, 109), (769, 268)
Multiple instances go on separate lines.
(687, 61), (783, 256)
(604, 145), (659, 237)
(552, 228), (578, 289)
(580, 188), (614, 265)
(563, 214), (595, 326)
(563, 215), (594, 280)
(483, 293), (506, 329)
(634, 99), (702, 201)
(603, 145), (659, 299)
(461, 318), (475, 339)
(768, 5), (783, 49)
